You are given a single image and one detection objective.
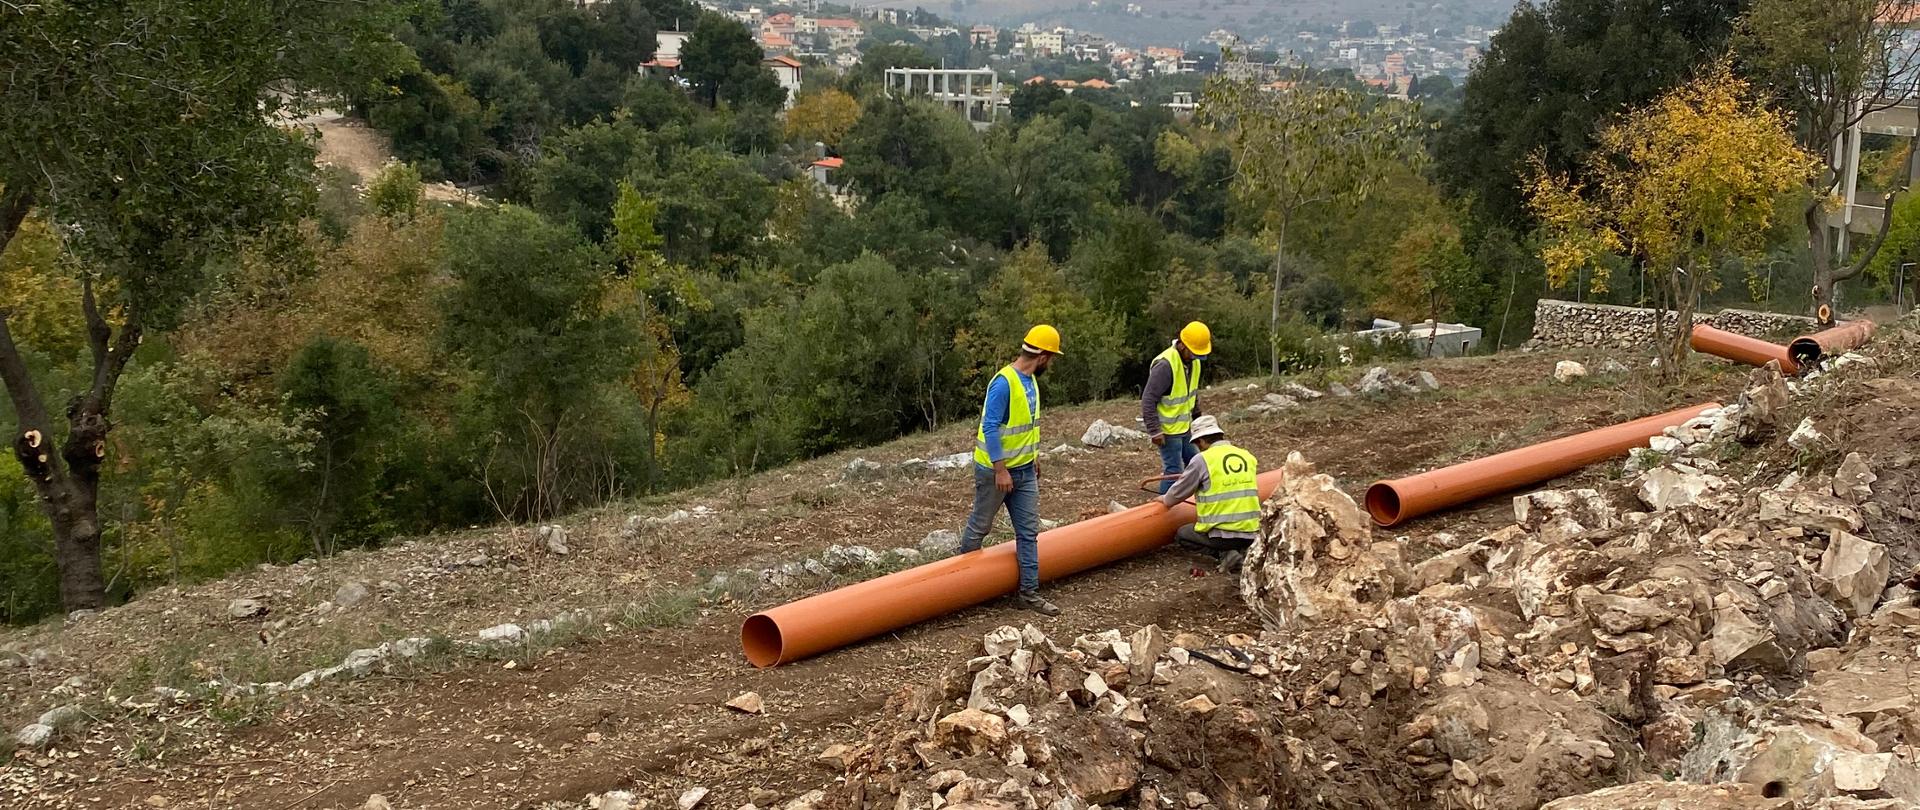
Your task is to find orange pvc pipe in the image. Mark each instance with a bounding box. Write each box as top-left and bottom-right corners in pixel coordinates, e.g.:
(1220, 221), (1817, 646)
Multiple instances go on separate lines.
(1365, 403), (1720, 528)
(741, 469), (1287, 667)
(1689, 324), (1798, 375)
(1788, 320), (1876, 368)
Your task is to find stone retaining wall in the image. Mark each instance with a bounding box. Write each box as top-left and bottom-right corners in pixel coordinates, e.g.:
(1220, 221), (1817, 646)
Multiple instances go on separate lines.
(1531, 299), (1817, 349)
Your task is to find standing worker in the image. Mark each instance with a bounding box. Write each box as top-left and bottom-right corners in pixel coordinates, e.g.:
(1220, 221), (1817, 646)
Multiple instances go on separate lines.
(1143, 322), (1212, 493)
(956, 325), (1064, 616)
(1157, 415), (1259, 573)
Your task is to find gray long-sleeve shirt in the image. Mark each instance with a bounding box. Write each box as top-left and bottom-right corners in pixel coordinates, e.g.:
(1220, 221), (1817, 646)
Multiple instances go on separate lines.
(1140, 356), (1202, 437)
(1158, 441), (1259, 540)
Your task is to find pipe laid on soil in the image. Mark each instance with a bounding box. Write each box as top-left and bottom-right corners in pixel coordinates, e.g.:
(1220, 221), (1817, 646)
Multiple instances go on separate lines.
(1788, 320), (1876, 368)
(1689, 324), (1798, 375)
(741, 469), (1288, 667)
(1364, 402), (1721, 528)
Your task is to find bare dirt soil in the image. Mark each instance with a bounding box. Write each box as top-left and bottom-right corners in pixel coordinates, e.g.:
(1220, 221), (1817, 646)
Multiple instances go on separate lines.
(0, 351), (1736, 809)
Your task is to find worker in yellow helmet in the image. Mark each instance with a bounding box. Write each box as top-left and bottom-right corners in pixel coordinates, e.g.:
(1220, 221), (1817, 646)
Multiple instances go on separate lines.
(1157, 415), (1259, 573)
(1142, 321), (1211, 494)
(955, 325), (1063, 616)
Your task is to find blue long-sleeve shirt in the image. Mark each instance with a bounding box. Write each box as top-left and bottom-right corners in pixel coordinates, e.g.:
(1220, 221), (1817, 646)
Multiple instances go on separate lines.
(979, 369), (1038, 468)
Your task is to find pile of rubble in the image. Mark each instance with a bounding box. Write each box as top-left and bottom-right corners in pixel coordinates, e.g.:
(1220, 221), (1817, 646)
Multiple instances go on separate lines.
(815, 347), (1920, 808)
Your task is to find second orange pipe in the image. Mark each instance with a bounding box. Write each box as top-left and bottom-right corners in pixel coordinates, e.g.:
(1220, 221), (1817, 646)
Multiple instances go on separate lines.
(1366, 403), (1720, 528)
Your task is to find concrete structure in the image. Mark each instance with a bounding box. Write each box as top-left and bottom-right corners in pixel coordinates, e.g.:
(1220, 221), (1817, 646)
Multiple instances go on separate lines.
(1354, 319), (1483, 357)
(885, 67), (1004, 129)
(1827, 14), (1920, 250)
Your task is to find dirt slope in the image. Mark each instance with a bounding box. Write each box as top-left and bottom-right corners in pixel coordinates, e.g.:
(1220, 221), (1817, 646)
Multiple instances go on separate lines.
(0, 351), (1733, 809)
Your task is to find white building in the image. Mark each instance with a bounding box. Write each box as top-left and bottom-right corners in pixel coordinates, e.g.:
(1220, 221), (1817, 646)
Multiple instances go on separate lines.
(764, 55), (803, 108)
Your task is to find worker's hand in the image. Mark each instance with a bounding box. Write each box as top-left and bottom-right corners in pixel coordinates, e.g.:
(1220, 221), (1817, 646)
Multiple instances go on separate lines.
(1151, 434), (1165, 447)
(995, 466), (1013, 494)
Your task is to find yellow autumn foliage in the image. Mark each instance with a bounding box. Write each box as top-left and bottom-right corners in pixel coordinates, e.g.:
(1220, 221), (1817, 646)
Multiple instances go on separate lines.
(1525, 59), (1816, 296)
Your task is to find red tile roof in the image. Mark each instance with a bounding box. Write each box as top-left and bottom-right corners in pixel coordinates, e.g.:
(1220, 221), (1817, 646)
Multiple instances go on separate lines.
(765, 54), (804, 68)
(813, 157), (844, 169)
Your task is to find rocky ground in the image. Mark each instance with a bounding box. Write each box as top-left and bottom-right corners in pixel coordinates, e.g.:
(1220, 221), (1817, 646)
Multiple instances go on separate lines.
(0, 350), (1739, 809)
(761, 321), (1920, 810)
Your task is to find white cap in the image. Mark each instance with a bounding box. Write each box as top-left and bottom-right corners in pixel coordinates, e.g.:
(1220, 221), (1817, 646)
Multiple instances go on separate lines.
(1189, 415), (1225, 442)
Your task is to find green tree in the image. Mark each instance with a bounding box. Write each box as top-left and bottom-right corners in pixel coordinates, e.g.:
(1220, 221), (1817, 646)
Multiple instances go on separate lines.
(1196, 79), (1429, 374)
(995, 116), (1122, 257)
(1436, 0), (1748, 227)
(840, 97), (1008, 243)
(439, 205), (639, 519)
(274, 338), (400, 555)
(0, 0), (410, 611)
(366, 162), (426, 221)
(681, 14), (785, 109)
(960, 246), (1128, 403)
(1736, 0), (1920, 320)
(1526, 61), (1816, 367)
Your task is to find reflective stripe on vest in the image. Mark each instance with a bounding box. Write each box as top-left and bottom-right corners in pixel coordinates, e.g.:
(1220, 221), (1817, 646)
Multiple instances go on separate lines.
(1195, 443), (1260, 534)
(1154, 344), (1201, 436)
(973, 365), (1040, 468)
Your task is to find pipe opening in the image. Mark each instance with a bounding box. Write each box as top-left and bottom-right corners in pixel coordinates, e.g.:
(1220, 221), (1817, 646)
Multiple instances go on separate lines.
(1787, 337), (1823, 368)
(1365, 482), (1403, 528)
(741, 614), (784, 668)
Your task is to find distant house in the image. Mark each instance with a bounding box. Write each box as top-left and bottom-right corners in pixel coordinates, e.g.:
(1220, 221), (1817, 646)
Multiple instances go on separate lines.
(1079, 78), (1114, 90)
(970, 25), (998, 47)
(809, 156), (843, 188)
(815, 18), (863, 50)
(764, 55), (803, 108)
(643, 30), (691, 74)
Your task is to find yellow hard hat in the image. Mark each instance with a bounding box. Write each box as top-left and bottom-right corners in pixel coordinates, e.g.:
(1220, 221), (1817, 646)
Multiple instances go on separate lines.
(1180, 321), (1212, 356)
(1022, 324), (1064, 355)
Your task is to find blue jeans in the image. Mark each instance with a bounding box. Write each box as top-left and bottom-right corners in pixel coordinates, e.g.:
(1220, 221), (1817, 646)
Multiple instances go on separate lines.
(959, 463), (1041, 594)
(1157, 433), (1198, 493)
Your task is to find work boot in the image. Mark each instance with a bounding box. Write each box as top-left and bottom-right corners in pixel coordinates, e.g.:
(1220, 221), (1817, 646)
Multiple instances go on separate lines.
(1217, 550), (1245, 574)
(1017, 592), (1061, 616)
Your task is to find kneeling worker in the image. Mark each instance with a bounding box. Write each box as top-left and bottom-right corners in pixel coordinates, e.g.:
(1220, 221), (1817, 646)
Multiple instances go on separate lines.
(1156, 415), (1260, 572)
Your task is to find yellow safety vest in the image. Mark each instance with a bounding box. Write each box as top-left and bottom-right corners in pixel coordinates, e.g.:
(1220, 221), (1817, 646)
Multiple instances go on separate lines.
(1195, 443), (1260, 534)
(974, 365), (1039, 469)
(1155, 344), (1201, 436)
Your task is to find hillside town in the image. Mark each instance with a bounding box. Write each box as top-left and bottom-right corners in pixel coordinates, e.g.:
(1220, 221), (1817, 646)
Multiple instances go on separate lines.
(691, 0), (1493, 101)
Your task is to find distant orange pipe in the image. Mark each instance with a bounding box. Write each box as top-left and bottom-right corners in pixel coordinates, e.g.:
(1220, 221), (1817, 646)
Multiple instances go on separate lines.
(742, 469), (1287, 667)
(1365, 403), (1720, 528)
(1788, 320), (1876, 368)
(1690, 324), (1798, 375)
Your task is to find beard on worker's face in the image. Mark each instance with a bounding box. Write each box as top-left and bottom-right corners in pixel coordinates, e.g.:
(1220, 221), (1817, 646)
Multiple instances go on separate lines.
(1034, 356), (1053, 375)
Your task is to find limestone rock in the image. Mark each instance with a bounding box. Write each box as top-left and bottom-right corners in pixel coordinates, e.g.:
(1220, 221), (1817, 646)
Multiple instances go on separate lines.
(1357, 366), (1401, 396)
(935, 708), (1007, 755)
(1080, 419), (1147, 448)
(678, 787), (710, 810)
(1835, 453), (1878, 503)
(1242, 453), (1401, 631)
(1328, 382), (1354, 398)
(13, 723), (53, 750)
(1789, 418), (1827, 451)
(538, 524), (571, 556)
(1553, 361), (1589, 383)
(1412, 370), (1441, 390)
(333, 580), (372, 609)
(1820, 531), (1890, 618)
(477, 623), (524, 644)
(227, 598), (268, 619)
(1128, 624), (1167, 683)
(363, 795), (393, 810)
(843, 457), (888, 482)
(921, 530), (959, 558)
(1246, 393), (1299, 415)
(1827, 752), (1920, 800)
(1637, 465), (1724, 511)
(1279, 382), (1324, 400)
(1541, 782), (1787, 810)
(1733, 722), (1878, 802)
(725, 692), (764, 714)
(983, 626), (1022, 657)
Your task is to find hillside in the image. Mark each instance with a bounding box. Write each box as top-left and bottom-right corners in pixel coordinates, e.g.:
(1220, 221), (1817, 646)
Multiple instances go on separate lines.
(0, 347), (1743, 807)
(894, 0), (1514, 45)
